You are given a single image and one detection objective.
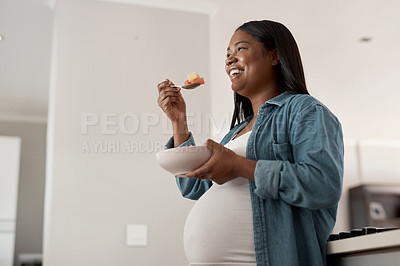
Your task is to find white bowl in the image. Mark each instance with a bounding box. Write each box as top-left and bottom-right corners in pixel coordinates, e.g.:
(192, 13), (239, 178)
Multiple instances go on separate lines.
(156, 146), (212, 176)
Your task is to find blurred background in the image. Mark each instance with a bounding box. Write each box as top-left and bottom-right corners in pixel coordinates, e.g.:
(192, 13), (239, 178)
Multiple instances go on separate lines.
(0, 0), (400, 265)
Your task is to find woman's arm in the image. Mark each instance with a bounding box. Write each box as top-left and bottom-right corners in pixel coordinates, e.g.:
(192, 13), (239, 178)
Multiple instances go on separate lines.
(253, 103), (344, 210)
(234, 156), (257, 181)
(157, 79), (189, 147)
(172, 118), (189, 148)
(158, 79), (212, 199)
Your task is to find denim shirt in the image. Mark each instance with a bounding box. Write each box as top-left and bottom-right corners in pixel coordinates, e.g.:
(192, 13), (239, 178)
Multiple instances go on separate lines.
(164, 92), (344, 266)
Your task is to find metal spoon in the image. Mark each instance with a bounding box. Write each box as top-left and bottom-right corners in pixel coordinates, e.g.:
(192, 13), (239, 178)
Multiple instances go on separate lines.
(181, 83), (201, 90)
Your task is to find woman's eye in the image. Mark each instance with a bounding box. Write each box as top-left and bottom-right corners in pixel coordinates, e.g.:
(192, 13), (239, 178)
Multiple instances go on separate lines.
(238, 47), (246, 51)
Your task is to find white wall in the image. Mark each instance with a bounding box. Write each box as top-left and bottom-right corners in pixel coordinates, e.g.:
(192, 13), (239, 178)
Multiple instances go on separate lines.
(44, 0), (209, 265)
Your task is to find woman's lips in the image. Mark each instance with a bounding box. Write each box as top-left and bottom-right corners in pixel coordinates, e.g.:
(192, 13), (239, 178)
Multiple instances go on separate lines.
(229, 68), (243, 80)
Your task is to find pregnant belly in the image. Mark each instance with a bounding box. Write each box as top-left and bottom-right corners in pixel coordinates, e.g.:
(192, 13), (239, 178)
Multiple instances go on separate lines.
(183, 178), (256, 265)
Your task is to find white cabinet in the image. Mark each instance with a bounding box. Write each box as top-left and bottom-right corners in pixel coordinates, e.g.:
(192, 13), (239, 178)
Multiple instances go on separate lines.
(0, 136), (21, 266)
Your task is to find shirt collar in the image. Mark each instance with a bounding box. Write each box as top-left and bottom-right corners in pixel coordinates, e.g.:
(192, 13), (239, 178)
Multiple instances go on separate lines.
(257, 91), (295, 114)
(240, 92), (295, 128)
(264, 91), (293, 107)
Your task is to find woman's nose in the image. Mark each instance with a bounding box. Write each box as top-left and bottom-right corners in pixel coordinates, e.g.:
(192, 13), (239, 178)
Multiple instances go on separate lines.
(225, 54), (237, 66)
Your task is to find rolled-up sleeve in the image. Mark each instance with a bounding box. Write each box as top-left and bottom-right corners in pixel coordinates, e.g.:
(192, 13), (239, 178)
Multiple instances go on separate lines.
(164, 132), (196, 149)
(253, 103), (344, 210)
(254, 160), (283, 200)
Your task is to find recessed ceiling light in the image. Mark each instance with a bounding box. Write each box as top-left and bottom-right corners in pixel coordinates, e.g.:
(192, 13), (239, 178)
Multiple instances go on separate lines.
(0, 35), (3, 41)
(359, 37), (372, 43)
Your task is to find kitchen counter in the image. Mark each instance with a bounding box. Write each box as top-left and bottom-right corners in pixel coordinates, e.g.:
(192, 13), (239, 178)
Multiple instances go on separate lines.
(326, 229), (400, 266)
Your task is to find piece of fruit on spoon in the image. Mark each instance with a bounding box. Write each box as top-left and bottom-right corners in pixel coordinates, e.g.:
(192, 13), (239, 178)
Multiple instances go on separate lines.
(182, 72), (205, 89)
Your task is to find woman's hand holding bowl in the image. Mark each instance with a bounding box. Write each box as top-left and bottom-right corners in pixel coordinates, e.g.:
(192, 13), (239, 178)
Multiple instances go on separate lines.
(185, 139), (244, 185)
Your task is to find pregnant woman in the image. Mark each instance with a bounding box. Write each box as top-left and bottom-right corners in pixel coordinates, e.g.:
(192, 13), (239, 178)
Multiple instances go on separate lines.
(157, 20), (344, 266)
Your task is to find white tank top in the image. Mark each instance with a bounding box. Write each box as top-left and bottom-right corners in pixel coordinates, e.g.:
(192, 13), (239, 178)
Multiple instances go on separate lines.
(183, 131), (256, 266)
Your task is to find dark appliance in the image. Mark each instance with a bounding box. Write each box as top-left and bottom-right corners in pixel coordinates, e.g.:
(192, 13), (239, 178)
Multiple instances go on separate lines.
(349, 184), (400, 229)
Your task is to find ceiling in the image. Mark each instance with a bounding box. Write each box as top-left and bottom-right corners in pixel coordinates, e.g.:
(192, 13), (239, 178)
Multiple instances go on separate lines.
(0, 0), (215, 122)
(1, 0), (399, 123)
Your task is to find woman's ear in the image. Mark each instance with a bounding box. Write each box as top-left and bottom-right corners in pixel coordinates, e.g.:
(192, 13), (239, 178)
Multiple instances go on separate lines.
(271, 49), (280, 66)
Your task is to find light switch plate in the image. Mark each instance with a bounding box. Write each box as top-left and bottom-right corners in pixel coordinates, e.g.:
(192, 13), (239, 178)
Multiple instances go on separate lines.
(126, 224), (148, 247)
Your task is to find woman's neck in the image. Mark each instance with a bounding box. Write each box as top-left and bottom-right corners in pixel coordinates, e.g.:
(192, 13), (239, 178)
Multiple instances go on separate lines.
(249, 87), (281, 119)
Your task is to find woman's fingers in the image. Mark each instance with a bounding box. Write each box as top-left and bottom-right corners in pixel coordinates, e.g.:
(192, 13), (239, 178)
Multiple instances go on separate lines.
(158, 84), (181, 101)
(157, 80), (181, 104)
(185, 139), (238, 184)
(158, 91), (181, 107)
(204, 139), (223, 153)
(157, 79), (182, 92)
(186, 143), (215, 178)
(186, 140), (220, 177)
(186, 166), (209, 179)
(159, 90), (181, 100)
(157, 79), (186, 122)
(159, 96), (181, 109)
(157, 79), (173, 92)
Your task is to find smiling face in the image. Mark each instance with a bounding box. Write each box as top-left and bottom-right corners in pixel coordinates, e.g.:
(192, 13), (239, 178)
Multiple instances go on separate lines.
(225, 30), (279, 99)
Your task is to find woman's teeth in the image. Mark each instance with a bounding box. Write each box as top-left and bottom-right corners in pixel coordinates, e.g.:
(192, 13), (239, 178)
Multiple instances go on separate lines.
(230, 69), (243, 77)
